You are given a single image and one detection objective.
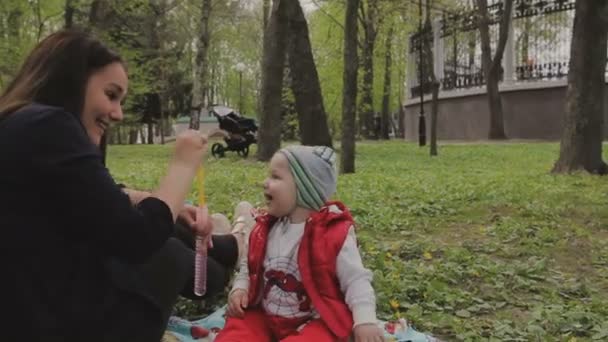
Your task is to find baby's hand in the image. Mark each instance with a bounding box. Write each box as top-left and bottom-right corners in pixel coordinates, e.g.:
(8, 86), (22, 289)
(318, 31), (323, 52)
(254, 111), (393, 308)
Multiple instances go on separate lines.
(227, 289), (248, 318)
(354, 323), (384, 342)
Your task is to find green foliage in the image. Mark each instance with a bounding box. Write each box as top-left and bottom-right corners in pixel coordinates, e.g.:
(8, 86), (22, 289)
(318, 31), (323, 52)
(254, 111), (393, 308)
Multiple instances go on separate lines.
(308, 1), (417, 137)
(281, 87), (298, 141)
(308, 1), (346, 134)
(107, 141), (608, 340)
(0, 0), (64, 90)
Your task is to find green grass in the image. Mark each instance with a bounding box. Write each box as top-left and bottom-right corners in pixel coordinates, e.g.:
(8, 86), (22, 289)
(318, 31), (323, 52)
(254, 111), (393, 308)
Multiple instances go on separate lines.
(107, 141), (608, 341)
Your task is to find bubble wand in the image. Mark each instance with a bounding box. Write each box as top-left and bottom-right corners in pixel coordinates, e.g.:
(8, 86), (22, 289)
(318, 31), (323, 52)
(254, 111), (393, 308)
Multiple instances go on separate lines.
(193, 168), (210, 296)
(189, 109), (210, 297)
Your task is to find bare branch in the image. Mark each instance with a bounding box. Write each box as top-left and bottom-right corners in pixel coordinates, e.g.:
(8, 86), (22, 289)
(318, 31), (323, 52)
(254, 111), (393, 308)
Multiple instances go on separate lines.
(310, 0), (344, 30)
(492, 0), (513, 69)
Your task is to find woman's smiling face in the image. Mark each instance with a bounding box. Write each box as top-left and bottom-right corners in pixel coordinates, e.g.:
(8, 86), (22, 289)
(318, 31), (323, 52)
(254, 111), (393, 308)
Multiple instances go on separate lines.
(81, 62), (128, 146)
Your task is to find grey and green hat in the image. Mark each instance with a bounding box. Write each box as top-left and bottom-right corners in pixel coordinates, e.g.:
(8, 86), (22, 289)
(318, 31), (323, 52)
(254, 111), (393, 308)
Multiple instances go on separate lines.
(278, 145), (337, 211)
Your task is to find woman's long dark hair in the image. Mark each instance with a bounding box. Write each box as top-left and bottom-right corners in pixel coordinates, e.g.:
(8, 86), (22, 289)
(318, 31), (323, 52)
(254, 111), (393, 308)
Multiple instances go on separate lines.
(0, 30), (124, 117)
(0, 29), (124, 162)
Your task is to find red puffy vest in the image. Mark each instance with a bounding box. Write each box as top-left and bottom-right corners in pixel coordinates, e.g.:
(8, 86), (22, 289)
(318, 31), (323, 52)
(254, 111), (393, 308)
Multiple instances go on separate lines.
(247, 201), (355, 340)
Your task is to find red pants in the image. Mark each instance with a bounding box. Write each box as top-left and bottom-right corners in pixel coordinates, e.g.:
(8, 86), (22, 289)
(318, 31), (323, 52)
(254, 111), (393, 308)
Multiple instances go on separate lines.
(215, 308), (342, 342)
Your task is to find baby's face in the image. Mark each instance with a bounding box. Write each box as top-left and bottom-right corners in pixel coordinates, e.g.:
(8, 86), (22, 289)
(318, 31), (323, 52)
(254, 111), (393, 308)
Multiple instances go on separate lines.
(263, 153), (297, 217)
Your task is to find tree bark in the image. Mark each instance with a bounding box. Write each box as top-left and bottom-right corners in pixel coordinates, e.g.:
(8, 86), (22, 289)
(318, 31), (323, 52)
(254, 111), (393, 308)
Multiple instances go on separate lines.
(358, 0), (378, 139)
(380, 26), (394, 140)
(147, 121), (154, 144)
(397, 100), (405, 138)
(397, 33), (406, 139)
(285, 0), (332, 147)
(341, 0), (360, 174)
(88, 0), (110, 31)
(129, 127), (138, 144)
(263, 0), (270, 30)
(552, 0), (608, 175)
(190, 0), (212, 129)
(117, 126), (123, 145)
(257, 0), (288, 161)
(477, 0), (513, 140)
(423, 3), (440, 156)
(65, 0), (75, 29)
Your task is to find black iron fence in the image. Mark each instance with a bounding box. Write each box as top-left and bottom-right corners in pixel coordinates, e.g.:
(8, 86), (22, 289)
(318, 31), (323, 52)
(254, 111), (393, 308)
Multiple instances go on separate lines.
(409, 0), (577, 98)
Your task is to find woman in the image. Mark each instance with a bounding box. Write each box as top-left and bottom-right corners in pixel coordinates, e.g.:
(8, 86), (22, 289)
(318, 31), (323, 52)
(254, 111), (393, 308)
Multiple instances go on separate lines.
(0, 30), (242, 341)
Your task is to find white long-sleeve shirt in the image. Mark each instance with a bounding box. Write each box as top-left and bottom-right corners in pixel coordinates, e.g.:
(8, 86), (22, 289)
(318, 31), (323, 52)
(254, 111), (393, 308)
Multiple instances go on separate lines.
(231, 210), (377, 327)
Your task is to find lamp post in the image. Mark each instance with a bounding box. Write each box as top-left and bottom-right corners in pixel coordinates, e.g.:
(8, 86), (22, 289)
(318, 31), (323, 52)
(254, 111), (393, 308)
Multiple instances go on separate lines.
(418, 0), (426, 146)
(235, 62), (246, 114)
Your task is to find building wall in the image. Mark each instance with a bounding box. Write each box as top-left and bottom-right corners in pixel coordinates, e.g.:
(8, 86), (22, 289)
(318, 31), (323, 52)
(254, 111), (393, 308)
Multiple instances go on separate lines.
(403, 82), (608, 140)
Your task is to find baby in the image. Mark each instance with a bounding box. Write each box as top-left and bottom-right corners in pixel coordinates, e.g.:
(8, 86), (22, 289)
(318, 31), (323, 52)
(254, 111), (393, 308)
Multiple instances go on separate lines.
(215, 145), (383, 342)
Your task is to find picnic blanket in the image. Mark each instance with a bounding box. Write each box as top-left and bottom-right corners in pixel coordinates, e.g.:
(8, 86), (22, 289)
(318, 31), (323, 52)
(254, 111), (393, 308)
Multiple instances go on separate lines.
(164, 307), (440, 342)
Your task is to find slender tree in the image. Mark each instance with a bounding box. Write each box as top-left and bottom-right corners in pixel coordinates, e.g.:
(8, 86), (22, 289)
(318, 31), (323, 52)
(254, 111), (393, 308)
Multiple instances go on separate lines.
(285, 0), (332, 147)
(476, 0), (513, 139)
(423, 0), (440, 156)
(358, 0), (379, 139)
(190, 0), (212, 129)
(380, 25), (394, 140)
(552, 0), (608, 174)
(341, 0), (360, 173)
(257, 0), (288, 161)
(64, 0), (75, 28)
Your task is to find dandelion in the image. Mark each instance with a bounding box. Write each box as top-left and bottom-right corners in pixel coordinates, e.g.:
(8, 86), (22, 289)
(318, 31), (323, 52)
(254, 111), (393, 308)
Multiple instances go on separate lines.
(389, 299), (401, 319)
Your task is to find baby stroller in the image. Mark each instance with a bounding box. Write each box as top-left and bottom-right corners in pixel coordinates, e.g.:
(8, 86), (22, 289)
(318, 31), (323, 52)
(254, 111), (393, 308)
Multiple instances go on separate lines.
(209, 105), (258, 158)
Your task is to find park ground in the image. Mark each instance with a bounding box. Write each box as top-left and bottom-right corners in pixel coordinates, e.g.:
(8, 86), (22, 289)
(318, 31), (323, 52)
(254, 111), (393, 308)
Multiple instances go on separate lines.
(107, 141), (608, 341)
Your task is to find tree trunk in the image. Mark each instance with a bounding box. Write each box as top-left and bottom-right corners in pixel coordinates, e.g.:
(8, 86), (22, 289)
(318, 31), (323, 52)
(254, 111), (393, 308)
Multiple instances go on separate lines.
(88, 0), (110, 31)
(397, 102), (405, 138)
(397, 59), (405, 139)
(191, 0), (212, 129)
(263, 0), (270, 30)
(159, 112), (165, 144)
(257, 0), (271, 119)
(423, 3), (440, 156)
(285, 0), (332, 147)
(467, 0), (476, 70)
(380, 26), (394, 140)
(257, 0), (288, 161)
(552, 0), (608, 175)
(477, 0), (513, 140)
(341, 0), (360, 174)
(148, 0), (167, 143)
(129, 127), (138, 144)
(209, 63), (215, 105)
(64, 0), (75, 29)
(468, 33), (476, 70)
(117, 126), (123, 145)
(358, 0), (378, 139)
(522, 17), (530, 64)
(147, 121), (154, 144)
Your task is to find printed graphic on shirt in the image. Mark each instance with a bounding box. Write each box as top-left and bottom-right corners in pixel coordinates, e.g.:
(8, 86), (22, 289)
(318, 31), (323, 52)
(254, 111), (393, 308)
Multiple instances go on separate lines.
(262, 256), (312, 318)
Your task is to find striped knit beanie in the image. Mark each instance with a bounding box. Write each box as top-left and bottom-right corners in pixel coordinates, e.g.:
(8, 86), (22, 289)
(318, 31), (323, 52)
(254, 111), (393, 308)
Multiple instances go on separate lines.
(278, 145), (337, 211)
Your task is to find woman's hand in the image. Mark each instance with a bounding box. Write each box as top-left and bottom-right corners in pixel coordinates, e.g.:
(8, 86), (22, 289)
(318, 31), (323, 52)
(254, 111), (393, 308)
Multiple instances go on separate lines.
(226, 289), (248, 318)
(172, 130), (208, 169)
(154, 130), (208, 221)
(353, 323), (384, 342)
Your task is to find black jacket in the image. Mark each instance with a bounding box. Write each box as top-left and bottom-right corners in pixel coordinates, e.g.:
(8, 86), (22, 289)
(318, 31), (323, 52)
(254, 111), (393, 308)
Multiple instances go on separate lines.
(0, 104), (174, 340)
